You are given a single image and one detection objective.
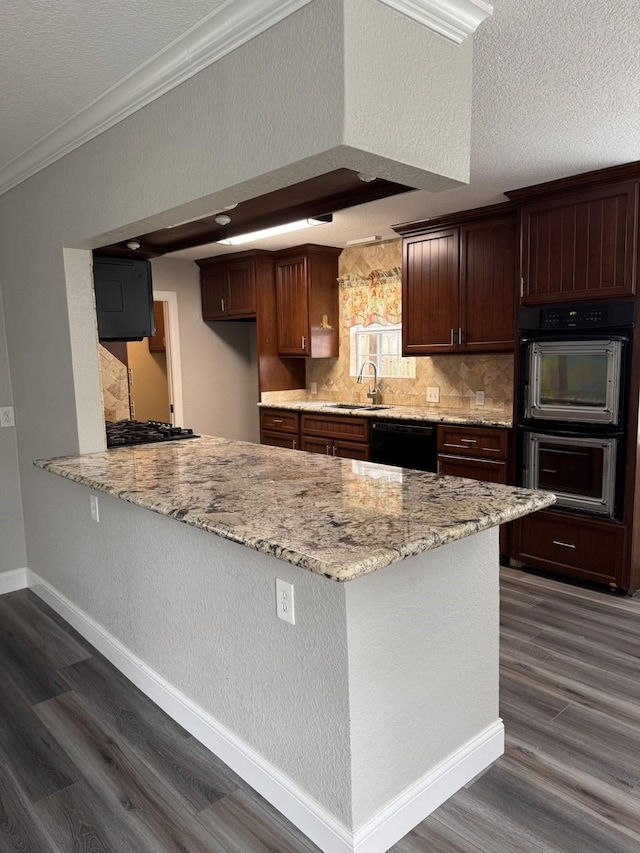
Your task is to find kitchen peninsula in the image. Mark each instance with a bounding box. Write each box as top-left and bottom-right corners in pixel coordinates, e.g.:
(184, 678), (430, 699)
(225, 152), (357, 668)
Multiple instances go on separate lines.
(34, 437), (553, 853)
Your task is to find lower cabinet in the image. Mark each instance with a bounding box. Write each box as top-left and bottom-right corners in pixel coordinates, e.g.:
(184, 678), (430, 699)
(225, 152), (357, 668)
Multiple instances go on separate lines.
(259, 409), (300, 451)
(512, 509), (626, 589)
(300, 414), (370, 461)
(437, 454), (507, 484)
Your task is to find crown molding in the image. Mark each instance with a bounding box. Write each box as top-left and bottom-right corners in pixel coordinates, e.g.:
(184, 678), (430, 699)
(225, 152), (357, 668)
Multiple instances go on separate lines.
(377, 0), (493, 44)
(0, 0), (315, 197)
(0, 0), (492, 198)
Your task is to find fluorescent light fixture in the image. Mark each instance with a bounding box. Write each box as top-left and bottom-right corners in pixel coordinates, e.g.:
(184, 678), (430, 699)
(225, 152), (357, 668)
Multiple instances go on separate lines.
(217, 214), (332, 246)
(346, 235), (382, 246)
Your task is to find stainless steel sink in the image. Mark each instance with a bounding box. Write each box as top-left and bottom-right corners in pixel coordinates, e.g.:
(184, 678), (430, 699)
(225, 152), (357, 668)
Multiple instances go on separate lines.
(322, 403), (389, 411)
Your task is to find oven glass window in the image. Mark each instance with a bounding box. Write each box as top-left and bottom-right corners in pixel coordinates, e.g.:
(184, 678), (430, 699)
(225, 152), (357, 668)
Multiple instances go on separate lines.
(539, 354), (609, 408)
(537, 442), (604, 499)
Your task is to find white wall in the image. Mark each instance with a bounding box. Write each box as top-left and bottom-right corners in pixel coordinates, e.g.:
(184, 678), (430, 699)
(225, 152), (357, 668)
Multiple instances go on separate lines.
(151, 257), (259, 443)
(0, 281), (26, 572)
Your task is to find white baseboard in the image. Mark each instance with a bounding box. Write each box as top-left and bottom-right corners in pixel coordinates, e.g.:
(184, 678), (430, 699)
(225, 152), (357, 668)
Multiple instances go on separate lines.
(0, 567), (27, 595)
(26, 569), (503, 853)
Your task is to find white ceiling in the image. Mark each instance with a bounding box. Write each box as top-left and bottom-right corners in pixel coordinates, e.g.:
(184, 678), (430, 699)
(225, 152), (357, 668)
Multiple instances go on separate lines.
(2, 0), (639, 257)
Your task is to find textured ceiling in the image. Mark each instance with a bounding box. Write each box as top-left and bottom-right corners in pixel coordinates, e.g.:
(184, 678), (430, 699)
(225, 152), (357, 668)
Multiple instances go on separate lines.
(3, 0), (640, 253)
(171, 0), (640, 258)
(0, 0), (224, 168)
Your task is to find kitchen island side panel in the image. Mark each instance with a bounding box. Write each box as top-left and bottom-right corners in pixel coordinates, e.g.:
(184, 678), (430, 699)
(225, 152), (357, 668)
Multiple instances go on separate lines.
(27, 472), (354, 826)
(345, 528), (501, 830)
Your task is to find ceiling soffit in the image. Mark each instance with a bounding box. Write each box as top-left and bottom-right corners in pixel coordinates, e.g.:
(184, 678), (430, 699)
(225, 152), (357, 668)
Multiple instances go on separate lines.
(0, 0), (491, 198)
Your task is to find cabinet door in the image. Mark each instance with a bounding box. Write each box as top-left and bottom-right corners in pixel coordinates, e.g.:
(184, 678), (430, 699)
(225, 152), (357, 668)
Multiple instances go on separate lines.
(201, 267), (228, 319)
(260, 430), (298, 450)
(513, 509), (626, 588)
(437, 454), (507, 484)
(460, 217), (516, 351)
(301, 436), (331, 455)
(333, 440), (371, 461)
(521, 182), (638, 303)
(276, 256), (309, 356)
(402, 229), (459, 355)
(226, 261), (256, 318)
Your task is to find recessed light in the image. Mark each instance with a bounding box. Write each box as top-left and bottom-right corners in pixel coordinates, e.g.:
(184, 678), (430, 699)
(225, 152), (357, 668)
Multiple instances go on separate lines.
(214, 214), (232, 226)
(126, 241), (141, 250)
(356, 172), (377, 183)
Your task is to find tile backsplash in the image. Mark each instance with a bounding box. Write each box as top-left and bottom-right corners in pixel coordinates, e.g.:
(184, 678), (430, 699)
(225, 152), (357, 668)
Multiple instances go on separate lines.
(99, 344), (130, 422)
(298, 240), (513, 412)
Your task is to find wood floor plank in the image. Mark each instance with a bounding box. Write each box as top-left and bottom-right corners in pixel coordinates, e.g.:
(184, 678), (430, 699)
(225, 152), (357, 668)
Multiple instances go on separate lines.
(509, 569), (640, 613)
(197, 787), (320, 852)
(34, 779), (157, 853)
(499, 666), (570, 721)
(0, 761), (61, 853)
(34, 691), (226, 853)
(0, 672), (79, 804)
(498, 585), (544, 609)
(391, 816), (484, 852)
(0, 619), (70, 706)
(60, 655), (239, 813)
(503, 699), (640, 794)
(0, 592), (90, 669)
(436, 761), (640, 853)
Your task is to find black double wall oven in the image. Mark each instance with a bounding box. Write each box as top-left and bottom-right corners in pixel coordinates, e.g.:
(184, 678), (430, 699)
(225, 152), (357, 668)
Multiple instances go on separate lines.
(518, 302), (635, 521)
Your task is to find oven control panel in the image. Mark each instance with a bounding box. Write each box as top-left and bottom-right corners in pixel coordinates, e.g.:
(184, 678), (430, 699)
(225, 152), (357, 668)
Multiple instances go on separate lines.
(519, 301), (635, 331)
(540, 305), (606, 328)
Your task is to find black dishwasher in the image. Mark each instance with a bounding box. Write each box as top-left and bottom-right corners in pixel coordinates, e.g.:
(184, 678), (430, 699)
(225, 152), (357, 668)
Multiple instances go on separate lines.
(370, 420), (437, 472)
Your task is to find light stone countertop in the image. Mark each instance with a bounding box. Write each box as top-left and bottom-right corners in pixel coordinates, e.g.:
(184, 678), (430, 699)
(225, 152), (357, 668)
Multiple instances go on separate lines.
(34, 436), (553, 582)
(258, 401), (513, 429)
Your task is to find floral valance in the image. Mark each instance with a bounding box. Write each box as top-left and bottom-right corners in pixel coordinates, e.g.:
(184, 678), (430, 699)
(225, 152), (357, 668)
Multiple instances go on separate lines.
(338, 267), (402, 328)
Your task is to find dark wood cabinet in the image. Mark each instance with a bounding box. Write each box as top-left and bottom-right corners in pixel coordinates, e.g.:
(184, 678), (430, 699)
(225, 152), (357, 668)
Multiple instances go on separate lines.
(437, 455), (507, 484)
(199, 256), (257, 320)
(437, 424), (510, 484)
(507, 176), (638, 304)
(148, 301), (166, 352)
(512, 509), (626, 588)
(259, 409), (300, 451)
(300, 413), (370, 461)
(395, 204), (517, 354)
(275, 245), (341, 357)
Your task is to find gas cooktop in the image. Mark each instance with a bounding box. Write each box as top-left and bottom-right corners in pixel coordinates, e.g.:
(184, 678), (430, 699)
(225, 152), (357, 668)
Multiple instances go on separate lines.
(106, 420), (199, 448)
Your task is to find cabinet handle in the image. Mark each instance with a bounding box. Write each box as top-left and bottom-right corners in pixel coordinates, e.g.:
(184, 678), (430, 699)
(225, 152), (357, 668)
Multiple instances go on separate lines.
(332, 446), (337, 456)
(272, 418), (284, 424)
(450, 329), (455, 346)
(301, 335), (307, 350)
(520, 277), (525, 298)
(552, 540), (576, 549)
(326, 445), (331, 455)
(220, 298), (226, 312)
(541, 468), (558, 474)
(458, 327), (462, 345)
(459, 438), (477, 444)
(292, 439), (297, 450)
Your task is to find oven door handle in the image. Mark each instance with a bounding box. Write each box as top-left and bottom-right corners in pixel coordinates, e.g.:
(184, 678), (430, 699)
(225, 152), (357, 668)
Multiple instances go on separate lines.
(517, 423), (624, 439)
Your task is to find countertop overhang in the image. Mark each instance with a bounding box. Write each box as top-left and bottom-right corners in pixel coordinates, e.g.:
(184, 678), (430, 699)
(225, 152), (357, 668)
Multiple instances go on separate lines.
(258, 401), (513, 428)
(34, 436), (553, 581)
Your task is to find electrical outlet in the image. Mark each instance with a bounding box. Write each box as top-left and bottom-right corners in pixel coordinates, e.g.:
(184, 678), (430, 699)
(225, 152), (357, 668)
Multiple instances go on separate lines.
(90, 494), (100, 523)
(0, 406), (15, 427)
(426, 387), (440, 404)
(475, 391), (485, 406)
(276, 578), (295, 625)
(310, 382), (318, 395)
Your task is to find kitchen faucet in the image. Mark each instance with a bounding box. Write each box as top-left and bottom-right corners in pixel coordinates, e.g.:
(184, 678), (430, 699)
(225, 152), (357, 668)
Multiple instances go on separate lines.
(357, 360), (381, 405)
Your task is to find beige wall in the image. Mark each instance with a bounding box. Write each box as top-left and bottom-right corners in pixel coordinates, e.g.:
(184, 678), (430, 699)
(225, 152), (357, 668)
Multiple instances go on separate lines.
(126, 339), (171, 423)
(304, 240), (513, 413)
(151, 257), (260, 443)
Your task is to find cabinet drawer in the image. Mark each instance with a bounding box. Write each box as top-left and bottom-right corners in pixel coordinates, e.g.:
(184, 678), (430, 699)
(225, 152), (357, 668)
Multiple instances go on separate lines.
(513, 509), (626, 586)
(334, 440), (371, 461)
(437, 454), (507, 484)
(260, 409), (300, 434)
(301, 414), (369, 444)
(438, 425), (508, 460)
(260, 430), (298, 451)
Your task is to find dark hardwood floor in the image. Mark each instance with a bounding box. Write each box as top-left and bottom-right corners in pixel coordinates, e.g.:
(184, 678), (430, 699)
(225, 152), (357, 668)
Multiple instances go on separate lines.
(0, 569), (639, 852)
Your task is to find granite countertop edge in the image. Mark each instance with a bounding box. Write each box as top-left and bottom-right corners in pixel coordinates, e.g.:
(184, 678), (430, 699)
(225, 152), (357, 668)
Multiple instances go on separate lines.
(34, 437), (554, 582)
(258, 401), (513, 429)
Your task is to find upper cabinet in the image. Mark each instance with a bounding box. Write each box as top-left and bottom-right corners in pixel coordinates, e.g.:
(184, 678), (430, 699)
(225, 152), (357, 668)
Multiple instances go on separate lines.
(198, 254), (262, 320)
(506, 171), (639, 304)
(395, 204), (517, 355)
(275, 245), (341, 358)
